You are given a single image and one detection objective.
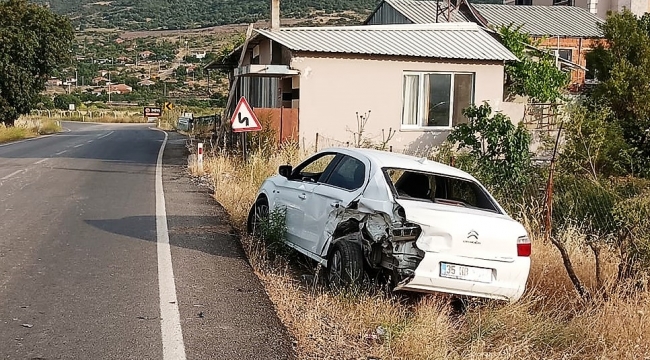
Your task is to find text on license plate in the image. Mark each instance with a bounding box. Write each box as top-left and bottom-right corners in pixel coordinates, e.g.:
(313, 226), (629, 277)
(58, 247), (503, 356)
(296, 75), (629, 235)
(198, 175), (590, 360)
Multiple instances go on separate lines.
(440, 263), (492, 283)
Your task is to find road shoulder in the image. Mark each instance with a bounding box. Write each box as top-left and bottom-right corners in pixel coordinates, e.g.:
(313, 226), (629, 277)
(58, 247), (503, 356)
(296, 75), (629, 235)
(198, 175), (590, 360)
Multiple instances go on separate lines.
(161, 131), (295, 360)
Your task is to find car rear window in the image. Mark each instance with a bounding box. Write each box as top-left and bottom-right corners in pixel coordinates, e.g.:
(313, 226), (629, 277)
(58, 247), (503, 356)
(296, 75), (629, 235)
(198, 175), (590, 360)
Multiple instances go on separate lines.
(383, 168), (500, 213)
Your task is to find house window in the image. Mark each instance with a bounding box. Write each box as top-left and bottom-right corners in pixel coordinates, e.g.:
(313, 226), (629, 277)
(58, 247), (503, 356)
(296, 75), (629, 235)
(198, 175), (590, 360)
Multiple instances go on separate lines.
(401, 72), (475, 129)
(557, 49), (572, 62)
(515, 0), (533, 5)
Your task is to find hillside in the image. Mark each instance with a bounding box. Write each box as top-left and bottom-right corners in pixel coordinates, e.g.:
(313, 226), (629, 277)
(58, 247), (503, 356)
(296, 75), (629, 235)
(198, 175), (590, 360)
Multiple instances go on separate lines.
(36, 0), (379, 30)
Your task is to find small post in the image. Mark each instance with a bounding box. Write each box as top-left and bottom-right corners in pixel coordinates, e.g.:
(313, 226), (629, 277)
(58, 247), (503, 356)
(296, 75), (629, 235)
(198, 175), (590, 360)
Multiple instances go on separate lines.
(242, 132), (247, 162)
(315, 133), (319, 152)
(197, 142), (204, 174)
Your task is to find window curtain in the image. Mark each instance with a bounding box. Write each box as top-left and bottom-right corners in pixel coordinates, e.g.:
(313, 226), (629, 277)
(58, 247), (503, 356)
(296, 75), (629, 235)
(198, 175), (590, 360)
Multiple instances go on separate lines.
(402, 75), (419, 126)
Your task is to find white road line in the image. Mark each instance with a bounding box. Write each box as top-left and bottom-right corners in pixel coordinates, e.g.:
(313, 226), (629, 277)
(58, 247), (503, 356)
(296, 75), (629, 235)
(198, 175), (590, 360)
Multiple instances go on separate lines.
(34, 158), (49, 165)
(87, 140), (94, 144)
(1, 170), (23, 181)
(55, 150), (68, 155)
(74, 144), (84, 148)
(97, 131), (114, 139)
(155, 130), (186, 360)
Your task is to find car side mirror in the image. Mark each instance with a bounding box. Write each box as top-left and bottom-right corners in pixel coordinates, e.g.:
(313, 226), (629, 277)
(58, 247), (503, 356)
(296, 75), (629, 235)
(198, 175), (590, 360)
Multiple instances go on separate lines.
(279, 165), (292, 178)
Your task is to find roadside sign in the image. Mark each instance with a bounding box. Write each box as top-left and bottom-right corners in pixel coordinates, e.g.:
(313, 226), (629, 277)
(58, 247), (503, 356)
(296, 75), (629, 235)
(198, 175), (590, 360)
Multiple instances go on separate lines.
(144, 107), (162, 117)
(164, 102), (174, 111)
(68, 104), (76, 111)
(230, 97), (261, 132)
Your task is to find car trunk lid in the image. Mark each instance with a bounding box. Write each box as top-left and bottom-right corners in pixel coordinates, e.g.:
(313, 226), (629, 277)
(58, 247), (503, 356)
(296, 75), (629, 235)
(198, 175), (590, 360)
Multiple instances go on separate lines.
(396, 199), (526, 262)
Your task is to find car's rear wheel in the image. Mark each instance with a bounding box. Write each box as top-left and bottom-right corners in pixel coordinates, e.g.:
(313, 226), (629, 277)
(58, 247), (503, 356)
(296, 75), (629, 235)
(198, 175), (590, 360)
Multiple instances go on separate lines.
(326, 240), (364, 290)
(246, 197), (269, 236)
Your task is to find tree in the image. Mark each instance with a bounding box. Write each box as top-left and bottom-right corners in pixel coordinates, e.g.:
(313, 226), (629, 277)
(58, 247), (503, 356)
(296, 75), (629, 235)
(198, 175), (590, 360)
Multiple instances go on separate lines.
(0, 0), (74, 126)
(53, 94), (81, 110)
(497, 24), (570, 103)
(586, 10), (650, 173)
(446, 102), (533, 201)
(560, 102), (635, 179)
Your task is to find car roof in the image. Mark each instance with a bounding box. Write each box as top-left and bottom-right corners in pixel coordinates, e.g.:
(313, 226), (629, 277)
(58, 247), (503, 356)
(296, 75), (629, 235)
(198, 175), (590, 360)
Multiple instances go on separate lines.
(319, 147), (477, 181)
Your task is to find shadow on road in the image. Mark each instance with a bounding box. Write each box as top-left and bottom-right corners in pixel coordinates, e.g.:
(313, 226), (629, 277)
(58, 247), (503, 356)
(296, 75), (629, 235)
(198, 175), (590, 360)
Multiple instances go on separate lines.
(85, 215), (245, 260)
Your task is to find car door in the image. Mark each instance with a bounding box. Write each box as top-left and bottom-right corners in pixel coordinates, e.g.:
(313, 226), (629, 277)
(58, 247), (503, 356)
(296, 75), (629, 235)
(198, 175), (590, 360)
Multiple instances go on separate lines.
(274, 152), (340, 252)
(302, 154), (370, 255)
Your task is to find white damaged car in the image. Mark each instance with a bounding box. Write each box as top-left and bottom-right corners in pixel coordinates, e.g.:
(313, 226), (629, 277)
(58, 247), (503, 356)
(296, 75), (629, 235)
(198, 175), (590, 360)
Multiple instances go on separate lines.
(247, 147), (531, 301)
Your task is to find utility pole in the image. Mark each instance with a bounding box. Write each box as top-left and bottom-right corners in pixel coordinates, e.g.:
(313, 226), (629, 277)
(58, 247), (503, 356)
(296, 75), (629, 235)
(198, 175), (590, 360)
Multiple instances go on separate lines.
(108, 71), (111, 104)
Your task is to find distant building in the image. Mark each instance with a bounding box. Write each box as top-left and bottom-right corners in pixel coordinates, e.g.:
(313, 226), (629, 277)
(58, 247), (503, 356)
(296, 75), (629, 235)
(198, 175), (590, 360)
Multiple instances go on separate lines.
(365, 0), (604, 91)
(192, 51), (207, 59)
(46, 78), (62, 87)
(138, 79), (155, 86)
(139, 51), (155, 59)
(111, 84), (133, 94)
(503, 0), (649, 19)
(92, 83), (133, 95)
(115, 38), (125, 44)
(92, 76), (109, 85)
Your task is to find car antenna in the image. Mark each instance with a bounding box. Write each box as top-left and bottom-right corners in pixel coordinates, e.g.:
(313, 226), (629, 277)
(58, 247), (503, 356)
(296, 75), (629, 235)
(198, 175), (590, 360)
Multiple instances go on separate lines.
(417, 157), (427, 164)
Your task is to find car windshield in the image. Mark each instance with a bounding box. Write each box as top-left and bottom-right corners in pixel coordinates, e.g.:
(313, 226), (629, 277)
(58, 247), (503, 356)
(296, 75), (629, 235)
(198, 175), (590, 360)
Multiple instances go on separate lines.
(383, 168), (501, 213)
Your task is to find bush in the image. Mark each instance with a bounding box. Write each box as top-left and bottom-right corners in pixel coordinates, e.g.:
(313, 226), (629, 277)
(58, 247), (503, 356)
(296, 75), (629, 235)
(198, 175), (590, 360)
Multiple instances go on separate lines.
(446, 102), (533, 201)
(54, 94), (81, 110)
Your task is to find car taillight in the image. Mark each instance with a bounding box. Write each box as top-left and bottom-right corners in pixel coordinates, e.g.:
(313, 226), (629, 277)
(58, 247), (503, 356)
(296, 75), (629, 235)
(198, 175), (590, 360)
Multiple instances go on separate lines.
(517, 236), (531, 257)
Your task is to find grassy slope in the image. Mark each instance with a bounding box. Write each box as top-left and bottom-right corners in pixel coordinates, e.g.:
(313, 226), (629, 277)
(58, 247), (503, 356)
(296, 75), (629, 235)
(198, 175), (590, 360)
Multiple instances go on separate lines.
(195, 147), (650, 360)
(34, 0), (378, 30)
(0, 120), (62, 144)
(35, 0), (508, 31)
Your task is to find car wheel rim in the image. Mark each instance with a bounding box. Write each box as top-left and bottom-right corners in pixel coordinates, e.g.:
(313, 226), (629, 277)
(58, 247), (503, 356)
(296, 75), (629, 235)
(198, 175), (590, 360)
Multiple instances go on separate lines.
(251, 203), (268, 235)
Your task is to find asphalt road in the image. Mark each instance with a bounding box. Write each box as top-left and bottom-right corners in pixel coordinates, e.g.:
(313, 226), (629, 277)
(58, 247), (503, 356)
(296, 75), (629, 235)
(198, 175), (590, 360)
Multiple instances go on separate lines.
(0, 122), (293, 359)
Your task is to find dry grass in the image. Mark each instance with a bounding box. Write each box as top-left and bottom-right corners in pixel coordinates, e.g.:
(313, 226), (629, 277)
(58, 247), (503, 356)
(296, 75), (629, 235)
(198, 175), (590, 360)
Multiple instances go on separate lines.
(0, 120), (62, 143)
(0, 125), (36, 143)
(198, 146), (650, 360)
(22, 114), (148, 123)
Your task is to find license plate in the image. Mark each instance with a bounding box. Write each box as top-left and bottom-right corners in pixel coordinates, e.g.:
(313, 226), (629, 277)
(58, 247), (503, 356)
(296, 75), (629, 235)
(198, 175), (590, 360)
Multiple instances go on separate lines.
(440, 262), (492, 283)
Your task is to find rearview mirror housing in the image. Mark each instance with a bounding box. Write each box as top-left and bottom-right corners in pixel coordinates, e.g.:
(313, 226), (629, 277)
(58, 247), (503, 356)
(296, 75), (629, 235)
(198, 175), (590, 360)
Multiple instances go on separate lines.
(279, 165), (292, 178)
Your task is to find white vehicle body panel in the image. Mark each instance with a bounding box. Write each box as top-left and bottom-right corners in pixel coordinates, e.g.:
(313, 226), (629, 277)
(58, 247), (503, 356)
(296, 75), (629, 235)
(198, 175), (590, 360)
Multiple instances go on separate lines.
(252, 147), (531, 302)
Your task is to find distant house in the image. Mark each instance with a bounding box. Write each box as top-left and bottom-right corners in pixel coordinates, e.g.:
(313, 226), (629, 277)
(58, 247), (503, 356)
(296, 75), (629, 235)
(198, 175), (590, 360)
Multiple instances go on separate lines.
(192, 51), (207, 59)
(365, 0), (605, 91)
(218, 23), (517, 152)
(139, 51), (155, 59)
(110, 84), (133, 94)
(92, 76), (109, 85)
(115, 38), (125, 44)
(503, 0), (649, 20)
(46, 78), (62, 87)
(92, 84), (132, 95)
(138, 79), (155, 86)
(117, 56), (132, 63)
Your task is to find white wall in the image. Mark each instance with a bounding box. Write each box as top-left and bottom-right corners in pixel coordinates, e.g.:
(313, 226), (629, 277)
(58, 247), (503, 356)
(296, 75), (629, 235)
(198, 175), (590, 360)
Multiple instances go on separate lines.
(290, 53), (507, 155)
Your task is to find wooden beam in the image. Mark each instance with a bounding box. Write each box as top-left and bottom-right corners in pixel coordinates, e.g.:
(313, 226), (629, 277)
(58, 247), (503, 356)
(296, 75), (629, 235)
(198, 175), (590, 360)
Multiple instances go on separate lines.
(222, 23), (255, 125)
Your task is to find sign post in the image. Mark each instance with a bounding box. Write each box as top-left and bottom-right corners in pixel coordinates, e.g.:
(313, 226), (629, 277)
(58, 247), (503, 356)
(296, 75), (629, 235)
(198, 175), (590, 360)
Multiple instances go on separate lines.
(144, 107), (162, 118)
(197, 142), (204, 174)
(230, 97), (262, 162)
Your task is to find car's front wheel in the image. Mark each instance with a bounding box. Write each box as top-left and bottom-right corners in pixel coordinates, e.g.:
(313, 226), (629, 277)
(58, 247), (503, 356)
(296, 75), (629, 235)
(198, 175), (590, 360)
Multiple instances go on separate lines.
(326, 240), (364, 290)
(246, 196), (269, 236)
